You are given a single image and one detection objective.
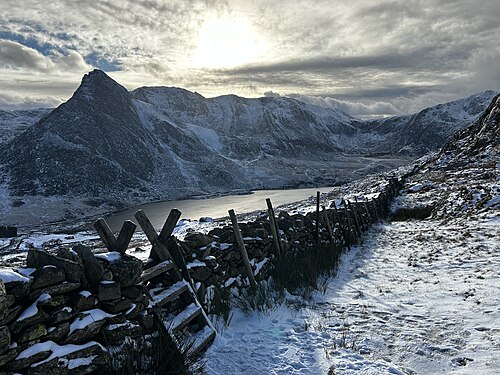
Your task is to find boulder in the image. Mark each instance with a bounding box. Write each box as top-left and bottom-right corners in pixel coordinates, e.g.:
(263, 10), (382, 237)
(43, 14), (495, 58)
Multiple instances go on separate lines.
(27, 249), (85, 284)
(190, 265), (212, 282)
(98, 281), (121, 302)
(30, 281), (80, 299)
(28, 341), (110, 375)
(0, 294), (15, 315)
(0, 326), (10, 355)
(49, 307), (75, 325)
(121, 286), (143, 302)
(66, 309), (113, 344)
(99, 254), (143, 288)
(17, 323), (48, 344)
(0, 346), (18, 368)
(0, 305), (21, 326)
(104, 322), (143, 345)
(100, 298), (132, 314)
(11, 295), (50, 334)
(184, 233), (214, 249)
(0, 268), (32, 298)
(31, 266), (65, 290)
(73, 244), (105, 289)
(45, 322), (70, 342)
(3, 343), (51, 372)
(70, 291), (97, 312)
(38, 295), (70, 308)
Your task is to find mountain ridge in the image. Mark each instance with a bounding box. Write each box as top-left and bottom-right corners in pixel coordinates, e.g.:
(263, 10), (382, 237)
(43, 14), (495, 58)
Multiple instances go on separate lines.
(0, 69), (497, 225)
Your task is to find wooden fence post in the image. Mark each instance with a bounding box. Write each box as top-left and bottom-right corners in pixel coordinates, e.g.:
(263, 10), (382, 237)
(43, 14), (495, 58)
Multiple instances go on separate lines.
(228, 209), (257, 290)
(332, 201), (349, 248)
(321, 206), (335, 245)
(315, 191), (320, 244)
(114, 220), (137, 254)
(93, 218), (117, 251)
(266, 198), (282, 257)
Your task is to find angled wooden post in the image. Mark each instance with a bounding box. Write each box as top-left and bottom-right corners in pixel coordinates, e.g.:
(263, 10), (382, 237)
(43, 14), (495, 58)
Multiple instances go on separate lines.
(93, 218), (117, 251)
(114, 220), (137, 253)
(134, 209), (182, 280)
(159, 209), (182, 242)
(229, 209), (257, 290)
(266, 198), (282, 257)
(321, 206), (335, 245)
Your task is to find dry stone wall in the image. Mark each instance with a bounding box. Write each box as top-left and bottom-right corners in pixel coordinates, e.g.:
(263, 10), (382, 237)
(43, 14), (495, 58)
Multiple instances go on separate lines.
(0, 177), (401, 374)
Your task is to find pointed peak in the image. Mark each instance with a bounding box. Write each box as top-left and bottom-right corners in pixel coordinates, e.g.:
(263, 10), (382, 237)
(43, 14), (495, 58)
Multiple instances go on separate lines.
(73, 69), (129, 102)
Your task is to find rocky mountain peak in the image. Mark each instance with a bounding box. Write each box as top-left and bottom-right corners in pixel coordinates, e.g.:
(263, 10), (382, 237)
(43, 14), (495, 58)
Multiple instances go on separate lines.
(72, 69), (129, 104)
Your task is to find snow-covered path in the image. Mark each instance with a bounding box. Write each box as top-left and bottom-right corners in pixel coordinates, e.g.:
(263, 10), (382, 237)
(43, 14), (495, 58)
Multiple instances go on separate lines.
(203, 215), (500, 374)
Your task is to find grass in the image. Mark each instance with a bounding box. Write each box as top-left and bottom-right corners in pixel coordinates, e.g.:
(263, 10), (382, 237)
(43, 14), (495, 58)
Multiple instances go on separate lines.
(104, 319), (200, 375)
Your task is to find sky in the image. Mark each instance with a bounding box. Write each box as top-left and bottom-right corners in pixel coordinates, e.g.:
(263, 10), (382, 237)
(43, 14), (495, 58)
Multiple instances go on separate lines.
(0, 0), (499, 117)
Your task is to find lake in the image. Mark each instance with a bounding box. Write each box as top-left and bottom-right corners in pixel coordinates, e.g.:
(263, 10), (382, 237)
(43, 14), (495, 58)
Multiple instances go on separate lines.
(105, 186), (334, 231)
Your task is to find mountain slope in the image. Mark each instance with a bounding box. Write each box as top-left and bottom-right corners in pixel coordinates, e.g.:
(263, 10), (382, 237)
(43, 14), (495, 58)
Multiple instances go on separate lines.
(0, 70), (497, 225)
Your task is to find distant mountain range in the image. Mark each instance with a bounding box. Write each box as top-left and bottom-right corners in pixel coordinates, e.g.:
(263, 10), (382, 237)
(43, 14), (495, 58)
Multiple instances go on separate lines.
(0, 69), (497, 225)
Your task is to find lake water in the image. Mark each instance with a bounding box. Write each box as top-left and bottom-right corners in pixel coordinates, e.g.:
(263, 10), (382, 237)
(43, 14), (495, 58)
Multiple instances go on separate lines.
(105, 186), (334, 231)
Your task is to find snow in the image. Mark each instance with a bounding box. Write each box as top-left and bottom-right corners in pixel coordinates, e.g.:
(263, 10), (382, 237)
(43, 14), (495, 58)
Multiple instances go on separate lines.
(18, 294), (50, 321)
(67, 355), (98, 369)
(79, 290), (92, 298)
(0, 268), (30, 283)
(186, 260), (206, 269)
(16, 340), (102, 362)
(69, 309), (115, 334)
(204, 215), (500, 374)
(95, 251), (121, 262)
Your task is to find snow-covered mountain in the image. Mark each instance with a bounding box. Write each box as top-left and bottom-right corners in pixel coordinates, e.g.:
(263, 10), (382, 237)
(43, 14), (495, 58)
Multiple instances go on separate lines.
(0, 69), (497, 225)
(0, 108), (50, 144)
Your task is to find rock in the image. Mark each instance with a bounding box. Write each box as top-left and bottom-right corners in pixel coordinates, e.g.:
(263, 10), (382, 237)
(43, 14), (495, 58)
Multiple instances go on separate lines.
(100, 298), (132, 314)
(98, 281), (121, 302)
(0, 279), (5, 296)
(184, 233), (214, 249)
(0, 326), (10, 355)
(66, 309), (113, 344)
(49, 307), (75, 325)
(0, 346), (18, 368)
(209, 227), (235, 243)
(0, 269), (32, 299)
(31, 266), (66, 290)
(104, 254), (143, 288)
(28, 341), (110, 375)
(190, 265), (212, 282)
(0, 305), (21, 326)
(0, 294), (15, 315)
(136, 312), (154, 331)
(30, 281), (81, 299)
(204, 256), (217, 269)
(38, 295), (70, 308)
(45, 322), (70, 342)
(104, 322), (143, 344)
(102, 269), (113, 281)
(17, 323), (47, 344)
(124, 302), (143, 320)
(27, 249), (85, 284)
(55, 247), (81, 263)
(121, 286), (143, 302)
(11, 295), (50, 334)
(73, 244), (105, 290)
(70, 291), (97, 312)
(3, 343), (51, 372)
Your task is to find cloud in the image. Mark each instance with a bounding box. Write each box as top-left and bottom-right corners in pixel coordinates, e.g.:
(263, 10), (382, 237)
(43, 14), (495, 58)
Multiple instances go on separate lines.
(0, 0), (498, 115)
(0, 39), (90, 73)
(289, 94), (400, 117)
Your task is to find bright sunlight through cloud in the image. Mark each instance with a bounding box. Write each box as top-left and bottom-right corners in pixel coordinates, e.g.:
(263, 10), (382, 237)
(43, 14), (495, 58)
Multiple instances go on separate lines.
(191, 16), (266, 69)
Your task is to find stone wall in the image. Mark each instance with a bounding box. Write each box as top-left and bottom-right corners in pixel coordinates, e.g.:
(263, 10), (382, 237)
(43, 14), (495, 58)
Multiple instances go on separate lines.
(0, 178), (401, 374)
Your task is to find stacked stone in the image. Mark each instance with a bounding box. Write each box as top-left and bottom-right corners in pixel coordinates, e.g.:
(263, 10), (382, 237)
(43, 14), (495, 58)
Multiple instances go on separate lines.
(0, 245), (151, 374)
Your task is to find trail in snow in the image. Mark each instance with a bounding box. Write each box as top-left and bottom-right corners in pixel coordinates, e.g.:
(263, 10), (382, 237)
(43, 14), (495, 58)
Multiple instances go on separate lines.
(203, 215), (500, 374)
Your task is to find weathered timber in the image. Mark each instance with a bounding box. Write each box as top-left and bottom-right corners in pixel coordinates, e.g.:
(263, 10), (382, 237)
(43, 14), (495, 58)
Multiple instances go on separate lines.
(315, 191), (320, 244)
(321, 206), (335, 245)
(266, 198), (282, 257)
(159, 209), (182, 243)
(114, 220), (137, 254)
(134, 209), (182, 280)
(93, 218), (117, 251)
(228, 209), (257, 289)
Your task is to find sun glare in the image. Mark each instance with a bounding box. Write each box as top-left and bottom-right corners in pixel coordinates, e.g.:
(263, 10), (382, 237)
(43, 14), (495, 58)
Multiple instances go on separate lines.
(191, 16), (265, 69)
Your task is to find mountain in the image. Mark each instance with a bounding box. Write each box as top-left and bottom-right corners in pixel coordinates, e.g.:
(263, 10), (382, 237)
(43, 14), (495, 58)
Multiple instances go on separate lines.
(0, 108), (50, 144)
(0, 70), (497, 225)
(394, 93), (500, 219)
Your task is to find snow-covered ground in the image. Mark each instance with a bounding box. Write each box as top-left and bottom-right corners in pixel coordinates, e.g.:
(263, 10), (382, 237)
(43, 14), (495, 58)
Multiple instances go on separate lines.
(203, 213), (499, 374)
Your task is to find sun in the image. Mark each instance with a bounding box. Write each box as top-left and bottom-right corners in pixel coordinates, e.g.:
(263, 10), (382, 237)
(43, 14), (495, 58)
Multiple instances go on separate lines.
(191, 16), (265, 69)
